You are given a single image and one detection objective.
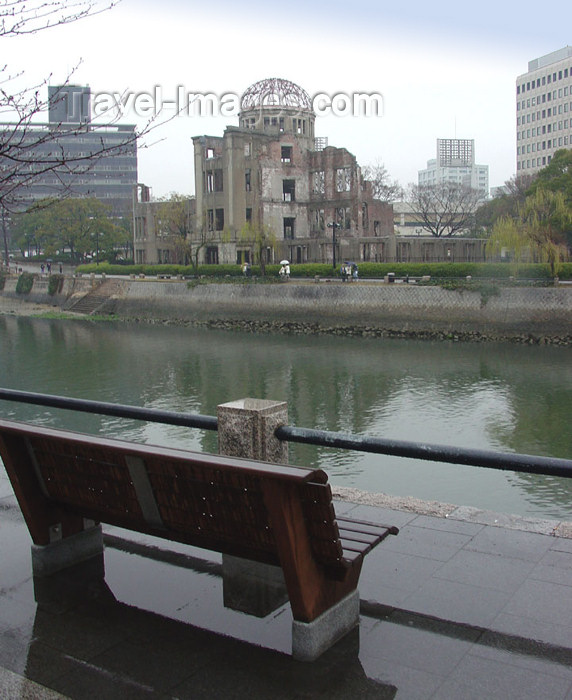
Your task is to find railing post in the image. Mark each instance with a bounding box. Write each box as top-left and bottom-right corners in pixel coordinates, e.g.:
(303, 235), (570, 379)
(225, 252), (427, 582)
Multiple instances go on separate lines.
(217, 398), (289, 618)
(217, 398), (288, 464)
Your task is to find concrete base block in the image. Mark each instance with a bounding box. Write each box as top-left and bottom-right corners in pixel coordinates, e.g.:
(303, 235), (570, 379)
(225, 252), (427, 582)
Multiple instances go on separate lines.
(292, 589), (360, 662)
(31, 525), (104, 578)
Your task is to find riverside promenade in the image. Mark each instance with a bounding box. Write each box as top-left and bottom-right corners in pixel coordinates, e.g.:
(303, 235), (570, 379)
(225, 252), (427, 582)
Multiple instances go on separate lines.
(1, 462), (571, 699)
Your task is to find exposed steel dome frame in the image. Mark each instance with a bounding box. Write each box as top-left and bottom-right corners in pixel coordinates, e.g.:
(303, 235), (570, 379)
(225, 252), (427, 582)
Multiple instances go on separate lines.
(240, 77), (313, 112)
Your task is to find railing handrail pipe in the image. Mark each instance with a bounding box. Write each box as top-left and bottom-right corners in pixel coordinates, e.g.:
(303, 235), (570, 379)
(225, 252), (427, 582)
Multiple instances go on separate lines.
(1, 388), (571, 480)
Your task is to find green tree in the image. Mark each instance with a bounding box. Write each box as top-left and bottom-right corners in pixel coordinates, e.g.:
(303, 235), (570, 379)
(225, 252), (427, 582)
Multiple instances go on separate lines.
(155, 192), (218, 270)
(473, 175), (533, 236)
(527, 150), (572, 246)
(14, 197), (124, 263)
(238, 222), (276, 276)
(487, 188), (571, 276)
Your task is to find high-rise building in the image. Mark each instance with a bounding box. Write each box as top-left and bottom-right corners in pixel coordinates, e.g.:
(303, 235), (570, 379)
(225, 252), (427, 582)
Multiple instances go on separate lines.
(418, 138), (489, 197)
(0, 85), (137, 218)
(516, 47), (572, 177)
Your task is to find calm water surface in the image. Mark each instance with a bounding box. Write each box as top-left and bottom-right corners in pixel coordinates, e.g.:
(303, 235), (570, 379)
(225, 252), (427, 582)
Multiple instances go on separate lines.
(1, 315), (571, 519)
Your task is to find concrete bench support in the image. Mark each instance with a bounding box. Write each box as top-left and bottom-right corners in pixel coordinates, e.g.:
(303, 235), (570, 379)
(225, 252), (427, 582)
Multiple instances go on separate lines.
(31, 524), (104, 578)
(292, 590), (360, 662)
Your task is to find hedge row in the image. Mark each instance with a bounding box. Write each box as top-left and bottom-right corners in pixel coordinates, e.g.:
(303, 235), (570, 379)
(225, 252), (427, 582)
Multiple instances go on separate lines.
(75, 262), (572, 280)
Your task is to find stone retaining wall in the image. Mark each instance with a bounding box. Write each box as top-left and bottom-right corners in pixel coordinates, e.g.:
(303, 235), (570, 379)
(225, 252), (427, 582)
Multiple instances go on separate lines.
(3, 276), (572, 342)
(114, 279), (572, 341)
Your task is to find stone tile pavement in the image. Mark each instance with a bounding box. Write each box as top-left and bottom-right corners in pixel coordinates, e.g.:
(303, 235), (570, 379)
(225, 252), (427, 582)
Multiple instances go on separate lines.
(1, 468), (571, 699)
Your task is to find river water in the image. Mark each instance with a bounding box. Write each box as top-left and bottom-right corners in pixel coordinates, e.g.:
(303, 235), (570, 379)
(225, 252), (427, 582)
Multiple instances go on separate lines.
(1, 315), (571, 520)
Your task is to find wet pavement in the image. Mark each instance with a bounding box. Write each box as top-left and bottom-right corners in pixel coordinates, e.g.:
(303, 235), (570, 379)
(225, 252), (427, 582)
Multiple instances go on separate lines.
(1, 466), (571, 699)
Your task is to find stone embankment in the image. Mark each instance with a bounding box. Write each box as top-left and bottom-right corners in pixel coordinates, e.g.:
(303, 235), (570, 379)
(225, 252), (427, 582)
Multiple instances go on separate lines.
(2, 274), (572, 344)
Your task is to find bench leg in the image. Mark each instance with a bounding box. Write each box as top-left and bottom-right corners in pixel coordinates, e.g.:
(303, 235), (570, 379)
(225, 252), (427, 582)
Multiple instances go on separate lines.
(292, 589), (360, 662)
(31, 524), (104, 577)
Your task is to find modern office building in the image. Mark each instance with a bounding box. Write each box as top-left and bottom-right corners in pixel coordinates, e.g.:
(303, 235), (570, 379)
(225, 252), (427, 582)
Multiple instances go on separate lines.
(0, 85), (137, 218)
(418, 138), (489, 198)
(189, 78), (394, 267)
(516, 47), (572, 177)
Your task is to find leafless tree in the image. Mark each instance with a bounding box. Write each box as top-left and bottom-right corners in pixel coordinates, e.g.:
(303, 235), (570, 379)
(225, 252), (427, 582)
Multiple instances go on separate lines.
(0, 1), (118, 37)
(361, 161), (403, 203)
(504, 173), (535, 201)
(1, 2), (122, 199)
(406, 182), (483, 237)
(0, 1), (167, 264)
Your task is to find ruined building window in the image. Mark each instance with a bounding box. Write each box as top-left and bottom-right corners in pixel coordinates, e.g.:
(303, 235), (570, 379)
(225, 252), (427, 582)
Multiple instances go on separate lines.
(362, 202), (369, 229)
(293, 118), (305, 134)
(374, 220), (381, 236)
(206, 171), (214, 193)
(215, 208), (225, 231)
(244, 143), (251, 157)
(279, 117), (284, 132)
(206, 147), (215, 159)
(311, 209), (325, 232)
(245, 169), (251, 191)
(312, 170), (325, 194)
(207, 209), (214, 231)
(283, 179), (296, 202)
(281, 146), (292, 163)
(283, 217), (295, 239)
(336, 168), (351, 192)
(214, 169), (223, 192)
(246, 208), (252, 223)
(264, 117), (270, 127)
(336, 207), (351, 229)
(206, 247), (219, 264)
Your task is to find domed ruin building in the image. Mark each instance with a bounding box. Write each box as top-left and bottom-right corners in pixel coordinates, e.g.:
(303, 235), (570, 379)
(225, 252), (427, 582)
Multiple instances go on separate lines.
(188, 78), (394, 266)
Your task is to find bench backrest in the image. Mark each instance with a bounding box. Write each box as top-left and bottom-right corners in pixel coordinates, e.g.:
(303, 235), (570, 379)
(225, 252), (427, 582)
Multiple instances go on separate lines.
(0, 419), (345, 567)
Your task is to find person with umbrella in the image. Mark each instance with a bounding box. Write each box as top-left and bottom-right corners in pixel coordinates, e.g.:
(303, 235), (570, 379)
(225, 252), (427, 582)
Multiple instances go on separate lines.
(279, 260), (290, 280)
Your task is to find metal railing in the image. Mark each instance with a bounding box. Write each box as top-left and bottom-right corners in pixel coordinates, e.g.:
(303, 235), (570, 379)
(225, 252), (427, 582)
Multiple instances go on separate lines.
(1, 387), (571, 480)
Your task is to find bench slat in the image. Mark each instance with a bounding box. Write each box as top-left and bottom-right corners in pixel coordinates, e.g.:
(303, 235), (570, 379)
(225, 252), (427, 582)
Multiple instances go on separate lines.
(0, 417), (399, 627)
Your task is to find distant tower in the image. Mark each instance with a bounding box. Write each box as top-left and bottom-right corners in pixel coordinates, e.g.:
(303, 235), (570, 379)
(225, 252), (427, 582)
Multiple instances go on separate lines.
(418, 138), (489, 198)
(48, 85), (91, 125)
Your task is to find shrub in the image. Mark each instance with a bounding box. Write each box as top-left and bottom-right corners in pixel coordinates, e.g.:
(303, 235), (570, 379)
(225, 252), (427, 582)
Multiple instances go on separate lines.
(48, 274), (65, 296)
(16, 272), (35, 294)
(75, 261), (566, 281)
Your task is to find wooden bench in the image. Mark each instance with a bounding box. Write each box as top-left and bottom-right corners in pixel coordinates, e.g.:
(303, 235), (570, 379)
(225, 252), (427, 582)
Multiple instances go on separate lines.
(0, 418), (398, 659)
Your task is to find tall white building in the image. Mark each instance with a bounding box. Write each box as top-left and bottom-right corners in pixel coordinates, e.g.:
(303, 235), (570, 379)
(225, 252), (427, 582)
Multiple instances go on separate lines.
(418, 138), (489, 198)
(516, 46), (572, 177)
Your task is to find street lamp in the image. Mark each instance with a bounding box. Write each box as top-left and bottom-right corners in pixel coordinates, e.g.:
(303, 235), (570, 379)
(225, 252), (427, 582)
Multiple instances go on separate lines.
(327, 221), (340, 270)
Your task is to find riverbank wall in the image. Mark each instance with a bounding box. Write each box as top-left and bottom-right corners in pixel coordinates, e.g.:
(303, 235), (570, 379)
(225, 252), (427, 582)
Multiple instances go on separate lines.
(2, 275), (572, 343)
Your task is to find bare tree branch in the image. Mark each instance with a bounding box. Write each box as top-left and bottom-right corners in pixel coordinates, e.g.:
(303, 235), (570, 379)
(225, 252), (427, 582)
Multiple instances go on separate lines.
(361, 160), (403, 203)
(407, 182), (482, 237)
(0, 0), (119, 37)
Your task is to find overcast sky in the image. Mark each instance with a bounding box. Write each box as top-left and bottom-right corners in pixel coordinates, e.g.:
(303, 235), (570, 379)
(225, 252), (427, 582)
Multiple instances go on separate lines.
(6, 0), (572, 197)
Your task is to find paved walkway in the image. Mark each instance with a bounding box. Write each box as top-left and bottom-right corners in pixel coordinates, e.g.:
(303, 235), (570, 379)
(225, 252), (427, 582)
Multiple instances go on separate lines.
(1, 469), (571, 699)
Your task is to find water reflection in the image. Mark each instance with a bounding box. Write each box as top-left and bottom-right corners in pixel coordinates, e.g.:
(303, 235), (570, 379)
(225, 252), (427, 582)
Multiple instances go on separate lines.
(1, 316), (571, 519)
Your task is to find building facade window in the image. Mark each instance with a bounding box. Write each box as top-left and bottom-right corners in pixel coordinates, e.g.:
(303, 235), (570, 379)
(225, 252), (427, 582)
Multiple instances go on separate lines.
(283, 217), (295, 239)
(336, 168), (351, 192)
(281, 145), (292, 163)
